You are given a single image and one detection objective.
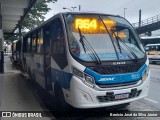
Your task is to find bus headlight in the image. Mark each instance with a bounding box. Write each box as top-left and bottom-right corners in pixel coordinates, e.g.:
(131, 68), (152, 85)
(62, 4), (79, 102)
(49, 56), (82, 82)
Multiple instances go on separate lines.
(142, 67), (149, 81)
(73, 68), (84, 78)
(84, 74), (95, 87)
(72, 67), (95, 88)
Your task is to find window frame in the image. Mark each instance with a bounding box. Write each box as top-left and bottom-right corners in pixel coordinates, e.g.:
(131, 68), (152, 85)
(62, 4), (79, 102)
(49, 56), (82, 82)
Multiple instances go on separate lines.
(31, 31), (38, 53)
(37, 28), (44, 54)
(50, 18), (68, 69)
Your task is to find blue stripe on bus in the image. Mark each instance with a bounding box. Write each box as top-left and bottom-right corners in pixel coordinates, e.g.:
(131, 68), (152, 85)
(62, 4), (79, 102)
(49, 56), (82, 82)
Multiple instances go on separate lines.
(51, 68), (73, 90)
(84, 64), (147, 85)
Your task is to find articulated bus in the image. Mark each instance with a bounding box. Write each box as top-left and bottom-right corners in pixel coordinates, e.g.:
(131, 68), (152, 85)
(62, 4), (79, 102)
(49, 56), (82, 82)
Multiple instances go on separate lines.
(20, 12), (150, 109)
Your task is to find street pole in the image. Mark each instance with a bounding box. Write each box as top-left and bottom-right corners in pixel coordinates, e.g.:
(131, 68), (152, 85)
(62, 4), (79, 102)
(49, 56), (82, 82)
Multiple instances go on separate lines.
(0, 1), (3, 52)
(71, 7), (77, 11)
(124, 8), (127, 18)
(0, 0), (4, 73)
(63, 7), (72, 11)
(79, 5), (81, 11)
(139, 9), (142, 27)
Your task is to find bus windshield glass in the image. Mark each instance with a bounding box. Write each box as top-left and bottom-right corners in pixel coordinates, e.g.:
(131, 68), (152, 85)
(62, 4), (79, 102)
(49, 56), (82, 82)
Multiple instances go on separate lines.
(64, 14), (145, 61)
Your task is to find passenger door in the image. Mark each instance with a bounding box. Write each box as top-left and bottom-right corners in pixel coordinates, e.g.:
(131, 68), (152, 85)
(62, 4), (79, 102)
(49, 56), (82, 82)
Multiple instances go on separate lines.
(51, 19), (68, 69)
(50, 18), (68, 88)
(43, 26), (52, 90)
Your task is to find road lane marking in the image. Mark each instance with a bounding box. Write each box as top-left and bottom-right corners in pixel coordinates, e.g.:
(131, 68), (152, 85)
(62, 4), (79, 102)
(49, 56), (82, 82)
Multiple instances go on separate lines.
(144, 98), (159, 104)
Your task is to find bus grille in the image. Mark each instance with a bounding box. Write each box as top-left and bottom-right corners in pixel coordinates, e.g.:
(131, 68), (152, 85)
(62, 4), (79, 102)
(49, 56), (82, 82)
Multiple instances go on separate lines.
(90, 64), (143, 75)
(97, 80), (139, 88)
(97, 90), (142, 102)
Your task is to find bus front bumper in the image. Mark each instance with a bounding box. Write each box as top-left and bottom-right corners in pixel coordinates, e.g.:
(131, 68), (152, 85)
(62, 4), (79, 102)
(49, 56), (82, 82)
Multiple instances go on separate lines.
(67, 73), (150, 109)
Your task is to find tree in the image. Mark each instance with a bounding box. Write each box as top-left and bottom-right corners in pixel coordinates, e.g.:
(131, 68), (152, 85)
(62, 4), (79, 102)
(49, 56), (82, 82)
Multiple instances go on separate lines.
(4, 0), (57, 41)
(21, 0), (57, 30)
(4, 34), (17, 42)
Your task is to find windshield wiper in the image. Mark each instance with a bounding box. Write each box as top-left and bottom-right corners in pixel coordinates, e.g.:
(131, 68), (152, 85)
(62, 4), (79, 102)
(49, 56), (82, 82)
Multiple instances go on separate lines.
(99, 16), (139, 62)
(78, 27), (101, 65)
(111, 30), (139, 62)
(112, 32), (134, 60)
(78, 27), (86, 53)
(112, 30), (122, 53)
(99, 16), (120, 60)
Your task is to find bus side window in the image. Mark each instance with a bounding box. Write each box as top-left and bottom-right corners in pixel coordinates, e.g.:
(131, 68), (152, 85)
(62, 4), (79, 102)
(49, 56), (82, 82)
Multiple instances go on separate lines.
(155, 45), (160, 51)
(145, 47), (149, 51)
(151, 46), (155, 51)
(23, 37), (27, 53)
(27, 36), (32, 53)
(32, 32), (37, 53)
(51, 19), (68, 69)
(37, 29), (44, 54)
(158, 45), (160, 51)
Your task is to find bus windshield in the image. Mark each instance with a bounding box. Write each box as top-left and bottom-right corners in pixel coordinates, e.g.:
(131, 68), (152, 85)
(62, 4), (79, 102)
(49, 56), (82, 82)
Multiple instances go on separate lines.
(64, 14), (145, 61)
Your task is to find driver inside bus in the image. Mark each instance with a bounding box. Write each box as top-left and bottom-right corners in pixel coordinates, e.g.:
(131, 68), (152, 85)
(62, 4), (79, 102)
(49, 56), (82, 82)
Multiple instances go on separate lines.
(69, 38), (80, 57)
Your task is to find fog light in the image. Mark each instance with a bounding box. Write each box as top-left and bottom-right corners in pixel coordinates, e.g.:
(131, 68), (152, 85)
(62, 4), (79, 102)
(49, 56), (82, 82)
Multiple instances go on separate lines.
(81, 92), (88, 101)
(142, 66), (149, 81)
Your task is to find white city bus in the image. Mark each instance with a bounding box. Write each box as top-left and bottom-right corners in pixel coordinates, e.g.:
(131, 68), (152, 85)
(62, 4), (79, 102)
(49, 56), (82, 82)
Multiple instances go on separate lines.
(21, 12), (150, 109)
(145, 44), (160, 64)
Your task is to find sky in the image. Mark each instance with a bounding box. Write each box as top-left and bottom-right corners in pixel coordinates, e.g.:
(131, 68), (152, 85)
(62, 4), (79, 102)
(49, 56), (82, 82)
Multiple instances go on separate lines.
(45, 0), (160, 35)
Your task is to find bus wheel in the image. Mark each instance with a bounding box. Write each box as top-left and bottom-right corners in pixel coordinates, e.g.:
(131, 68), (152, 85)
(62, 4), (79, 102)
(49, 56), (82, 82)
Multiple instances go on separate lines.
(54, 84), (70, 111)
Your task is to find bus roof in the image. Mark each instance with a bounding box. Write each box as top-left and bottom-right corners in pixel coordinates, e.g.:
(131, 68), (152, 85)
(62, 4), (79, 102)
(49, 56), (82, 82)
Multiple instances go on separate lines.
(62, 11), (120, 16)
(141, 36), (160, 39)
(145, 43), (160, 47)
(23, 12), (122, 37)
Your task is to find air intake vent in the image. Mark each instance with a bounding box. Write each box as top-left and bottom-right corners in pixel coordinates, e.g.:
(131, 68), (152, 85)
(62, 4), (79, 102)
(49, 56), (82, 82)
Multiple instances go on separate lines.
(89, 63), (143, 75)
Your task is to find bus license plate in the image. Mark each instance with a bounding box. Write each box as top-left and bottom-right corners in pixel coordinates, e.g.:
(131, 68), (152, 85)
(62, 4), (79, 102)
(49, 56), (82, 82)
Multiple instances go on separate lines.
(115, 93), (129, 100)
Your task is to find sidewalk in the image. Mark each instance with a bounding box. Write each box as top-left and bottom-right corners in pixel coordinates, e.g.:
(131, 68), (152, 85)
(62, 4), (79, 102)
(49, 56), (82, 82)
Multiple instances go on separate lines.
(0, 56), (53, 120)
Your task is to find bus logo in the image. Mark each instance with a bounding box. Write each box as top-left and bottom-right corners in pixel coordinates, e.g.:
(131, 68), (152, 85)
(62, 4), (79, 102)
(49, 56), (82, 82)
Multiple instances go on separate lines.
(113, 62), (126, 65)
(98, 77), (115, 81)
(131, 74), (140, 79)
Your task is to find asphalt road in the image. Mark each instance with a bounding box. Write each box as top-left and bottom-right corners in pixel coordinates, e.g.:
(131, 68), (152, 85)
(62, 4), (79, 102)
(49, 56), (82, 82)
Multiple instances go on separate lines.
(138, 64), (160, 110)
